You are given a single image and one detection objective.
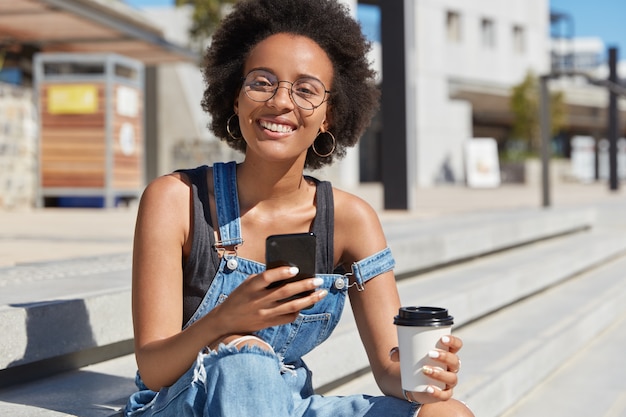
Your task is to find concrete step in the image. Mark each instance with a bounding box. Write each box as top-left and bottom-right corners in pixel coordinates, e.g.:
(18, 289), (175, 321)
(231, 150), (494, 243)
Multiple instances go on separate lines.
(324, 251), (626, 417)
(0, 207), (605, 416)
(0, 254), (133, 385)
(306, 225), (626, 391)
(500, 308), (626, 417)
(0, 207), (595, 380)
(0, 354), (136, 417)
(455, 253), (626, 416)
(383, 207), (595, 277)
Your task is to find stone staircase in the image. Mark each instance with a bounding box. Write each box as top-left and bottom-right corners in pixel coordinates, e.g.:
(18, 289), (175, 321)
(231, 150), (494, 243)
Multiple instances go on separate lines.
(2, 205), (625, 416)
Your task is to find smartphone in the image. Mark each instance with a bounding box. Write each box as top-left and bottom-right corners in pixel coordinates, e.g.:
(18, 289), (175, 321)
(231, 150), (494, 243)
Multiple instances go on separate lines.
(265, 232), (316, 294)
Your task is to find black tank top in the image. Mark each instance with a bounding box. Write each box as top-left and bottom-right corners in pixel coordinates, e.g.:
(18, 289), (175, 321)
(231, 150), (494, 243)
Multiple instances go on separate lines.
(178, 165), (335, 326)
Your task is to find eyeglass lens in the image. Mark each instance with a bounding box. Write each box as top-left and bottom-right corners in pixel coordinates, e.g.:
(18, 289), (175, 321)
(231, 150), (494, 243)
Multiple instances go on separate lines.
(243, 70), (327, 110)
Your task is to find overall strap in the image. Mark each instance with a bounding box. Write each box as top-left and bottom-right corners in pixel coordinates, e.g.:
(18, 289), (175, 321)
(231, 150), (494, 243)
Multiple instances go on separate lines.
(212, 161), (244, 248)
(307, 177), (334, 274)
(348, 247), (396, 291)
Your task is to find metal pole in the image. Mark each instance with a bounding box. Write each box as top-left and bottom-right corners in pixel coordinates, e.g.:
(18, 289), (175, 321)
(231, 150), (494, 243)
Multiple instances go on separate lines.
(380, 0), (409, 209)
(540, 75), (551, 207)
(608, 47), (619, 191)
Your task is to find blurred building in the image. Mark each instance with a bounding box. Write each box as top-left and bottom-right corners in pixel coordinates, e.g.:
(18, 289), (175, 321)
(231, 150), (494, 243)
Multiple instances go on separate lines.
(405, 0), (550, 189)
(0, 0), (197, 208)
(359, 0), (625, 206)
(549, 35), (626, 142)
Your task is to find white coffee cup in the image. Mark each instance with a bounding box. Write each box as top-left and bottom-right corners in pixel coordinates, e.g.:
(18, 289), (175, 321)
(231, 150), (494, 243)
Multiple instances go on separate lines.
(394, 306), (454, 392)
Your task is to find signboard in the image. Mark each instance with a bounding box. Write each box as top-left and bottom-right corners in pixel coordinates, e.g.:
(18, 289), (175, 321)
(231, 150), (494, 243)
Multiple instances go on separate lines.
(570, 136), (595, 183)
(116, 86), (139, 117)
(465, 138), (501, 188)
(47, 84), (98, 114)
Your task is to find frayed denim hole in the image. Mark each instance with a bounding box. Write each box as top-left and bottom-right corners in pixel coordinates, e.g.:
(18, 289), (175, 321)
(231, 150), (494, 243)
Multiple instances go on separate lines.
(192, 343), (281, 390)
(192, 350), (208, 387)
(201, 342), (279, 365)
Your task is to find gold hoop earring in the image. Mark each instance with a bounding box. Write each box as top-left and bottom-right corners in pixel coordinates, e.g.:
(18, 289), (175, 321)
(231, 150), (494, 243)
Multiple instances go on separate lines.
(312, 130), (336, 158)
(227, 114), (242, 140)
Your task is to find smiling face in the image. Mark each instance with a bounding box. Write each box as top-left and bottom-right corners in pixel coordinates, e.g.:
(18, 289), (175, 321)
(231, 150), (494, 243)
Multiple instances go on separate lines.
(234, 33), (334, 165)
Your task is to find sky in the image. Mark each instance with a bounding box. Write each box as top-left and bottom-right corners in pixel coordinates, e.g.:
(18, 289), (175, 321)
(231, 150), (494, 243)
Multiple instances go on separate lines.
(550, 0), (626, 59)
(125, 0), (625, 59)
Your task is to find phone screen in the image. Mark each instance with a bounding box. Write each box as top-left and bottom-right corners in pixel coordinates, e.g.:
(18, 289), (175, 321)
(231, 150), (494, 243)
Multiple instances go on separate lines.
(265, 232), (316, 290)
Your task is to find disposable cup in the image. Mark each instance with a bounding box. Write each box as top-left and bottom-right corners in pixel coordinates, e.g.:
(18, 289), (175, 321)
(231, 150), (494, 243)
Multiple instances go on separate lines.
(394, 306), (454, 392)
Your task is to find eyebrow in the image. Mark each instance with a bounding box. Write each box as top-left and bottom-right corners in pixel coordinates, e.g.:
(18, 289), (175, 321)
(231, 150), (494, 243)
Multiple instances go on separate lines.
(246, 67), (326, 83)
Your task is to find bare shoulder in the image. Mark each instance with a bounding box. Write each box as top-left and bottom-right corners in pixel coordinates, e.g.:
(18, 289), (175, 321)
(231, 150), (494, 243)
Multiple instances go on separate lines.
(333, 188), (380, 227)
(140, 172), (190, 211)
(332, 188), (387, 265)
(136, 172), (193, 244)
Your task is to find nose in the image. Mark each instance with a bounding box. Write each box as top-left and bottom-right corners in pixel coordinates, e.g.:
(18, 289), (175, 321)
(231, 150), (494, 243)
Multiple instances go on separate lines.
(267, 82), (295, 110)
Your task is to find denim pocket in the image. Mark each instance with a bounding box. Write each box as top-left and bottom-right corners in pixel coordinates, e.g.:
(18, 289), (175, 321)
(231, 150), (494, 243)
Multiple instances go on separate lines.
(270, 312), (332, 362)
(263, 274), (347, 362)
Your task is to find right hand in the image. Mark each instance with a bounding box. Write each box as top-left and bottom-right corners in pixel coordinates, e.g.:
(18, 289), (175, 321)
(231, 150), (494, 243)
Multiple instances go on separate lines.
(210, 266), (327, 339)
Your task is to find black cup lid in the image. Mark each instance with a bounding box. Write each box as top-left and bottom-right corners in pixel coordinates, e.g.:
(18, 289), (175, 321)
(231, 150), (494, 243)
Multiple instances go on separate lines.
(393, 306), (454, 327)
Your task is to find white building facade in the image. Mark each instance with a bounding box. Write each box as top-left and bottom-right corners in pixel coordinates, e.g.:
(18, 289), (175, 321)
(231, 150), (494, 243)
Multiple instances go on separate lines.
(405, 0), (550, 191)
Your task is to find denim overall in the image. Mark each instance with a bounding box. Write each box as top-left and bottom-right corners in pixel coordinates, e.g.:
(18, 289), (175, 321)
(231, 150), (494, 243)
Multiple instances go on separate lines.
(125, 162), (419, 417)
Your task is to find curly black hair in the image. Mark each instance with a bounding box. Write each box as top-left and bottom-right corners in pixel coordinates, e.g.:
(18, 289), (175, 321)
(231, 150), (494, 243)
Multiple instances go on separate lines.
(202, 0), (380, 170)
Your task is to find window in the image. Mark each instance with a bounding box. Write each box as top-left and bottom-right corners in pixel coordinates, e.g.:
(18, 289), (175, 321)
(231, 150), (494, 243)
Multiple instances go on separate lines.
(446, 11), (461, 43)
(513, 25), (525, 53)
(481, 18), (496, 48)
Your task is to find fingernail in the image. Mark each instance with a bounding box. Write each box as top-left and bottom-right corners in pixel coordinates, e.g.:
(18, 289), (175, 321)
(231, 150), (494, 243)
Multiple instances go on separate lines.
(426, 386), (435, 394)
(442, 336), (451, 344)
(288, 266), (299, 275)
(317, 289), (328, 299)
(312, 277), (324, 287)
(422, 366), (434, 375)
(428, 350), (440, 359)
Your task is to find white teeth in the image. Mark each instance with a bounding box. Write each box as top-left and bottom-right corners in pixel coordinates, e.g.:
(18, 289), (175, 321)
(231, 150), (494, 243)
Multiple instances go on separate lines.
(260, 120), (293, 133)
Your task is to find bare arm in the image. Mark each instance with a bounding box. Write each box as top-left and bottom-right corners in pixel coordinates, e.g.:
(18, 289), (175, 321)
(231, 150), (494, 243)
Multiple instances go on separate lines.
(334, 191), (404, 397)
(335, 191), (466, 408)
(131, 174), (224, 390)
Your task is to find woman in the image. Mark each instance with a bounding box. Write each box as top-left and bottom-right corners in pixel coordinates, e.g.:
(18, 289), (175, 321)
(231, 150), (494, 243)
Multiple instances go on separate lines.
(125, 1), (474, 416)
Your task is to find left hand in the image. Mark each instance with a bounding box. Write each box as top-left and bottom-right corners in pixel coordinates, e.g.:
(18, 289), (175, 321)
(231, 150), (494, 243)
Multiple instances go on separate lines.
(390, 334), (463, 404)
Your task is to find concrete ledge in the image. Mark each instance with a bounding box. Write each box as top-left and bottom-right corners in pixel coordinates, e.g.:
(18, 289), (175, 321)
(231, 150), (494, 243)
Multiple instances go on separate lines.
(0, 291), (132, 370)
(0, 207), (594, 377)
(0, 206), (612, 416)
(383, 207), (595, 276)
(0, 354), (136, 417)
(0, 254), (133, 384)
(306, 225), (626, 391)
(496, 307), (626, 417)
(322, 253), (626, 417)
(455, 253), (626, 417)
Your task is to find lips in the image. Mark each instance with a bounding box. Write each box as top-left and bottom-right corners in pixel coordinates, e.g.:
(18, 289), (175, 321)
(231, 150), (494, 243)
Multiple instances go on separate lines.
(259, 120), (295, 133)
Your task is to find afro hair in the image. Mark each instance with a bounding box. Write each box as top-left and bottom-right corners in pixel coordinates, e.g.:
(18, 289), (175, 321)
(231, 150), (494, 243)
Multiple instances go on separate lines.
(202, 0), (380, 169)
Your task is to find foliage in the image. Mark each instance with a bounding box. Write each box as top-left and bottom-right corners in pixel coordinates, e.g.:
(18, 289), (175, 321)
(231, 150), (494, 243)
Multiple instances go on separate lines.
(509, 71), (566, 154)
(175, 0), (237, 42)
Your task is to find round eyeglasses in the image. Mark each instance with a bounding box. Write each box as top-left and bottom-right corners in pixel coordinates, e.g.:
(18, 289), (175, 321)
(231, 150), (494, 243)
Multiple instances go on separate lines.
(242, 69), (330, 110)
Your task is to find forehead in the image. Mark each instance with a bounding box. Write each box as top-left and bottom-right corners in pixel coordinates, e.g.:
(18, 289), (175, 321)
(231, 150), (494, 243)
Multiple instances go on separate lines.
(244, 33), (333, 86)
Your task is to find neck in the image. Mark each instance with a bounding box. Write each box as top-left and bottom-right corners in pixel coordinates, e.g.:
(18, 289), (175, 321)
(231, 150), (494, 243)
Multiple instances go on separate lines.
(236, 156), (311, 212)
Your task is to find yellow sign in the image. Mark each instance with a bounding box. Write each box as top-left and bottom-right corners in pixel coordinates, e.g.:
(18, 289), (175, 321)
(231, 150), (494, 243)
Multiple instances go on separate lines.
(47, 84), (98, 114)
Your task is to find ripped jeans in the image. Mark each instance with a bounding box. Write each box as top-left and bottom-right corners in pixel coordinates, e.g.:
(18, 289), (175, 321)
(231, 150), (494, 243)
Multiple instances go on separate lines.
(125, 342), (419, 417)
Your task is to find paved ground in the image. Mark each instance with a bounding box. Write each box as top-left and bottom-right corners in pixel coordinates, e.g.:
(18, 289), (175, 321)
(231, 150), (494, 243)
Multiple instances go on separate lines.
(0, 181), (624, 267)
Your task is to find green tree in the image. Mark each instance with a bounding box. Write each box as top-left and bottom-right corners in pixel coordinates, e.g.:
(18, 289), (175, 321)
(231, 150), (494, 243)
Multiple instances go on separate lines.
(509, 71), (565, 154)
(175, 0), (237, 42)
